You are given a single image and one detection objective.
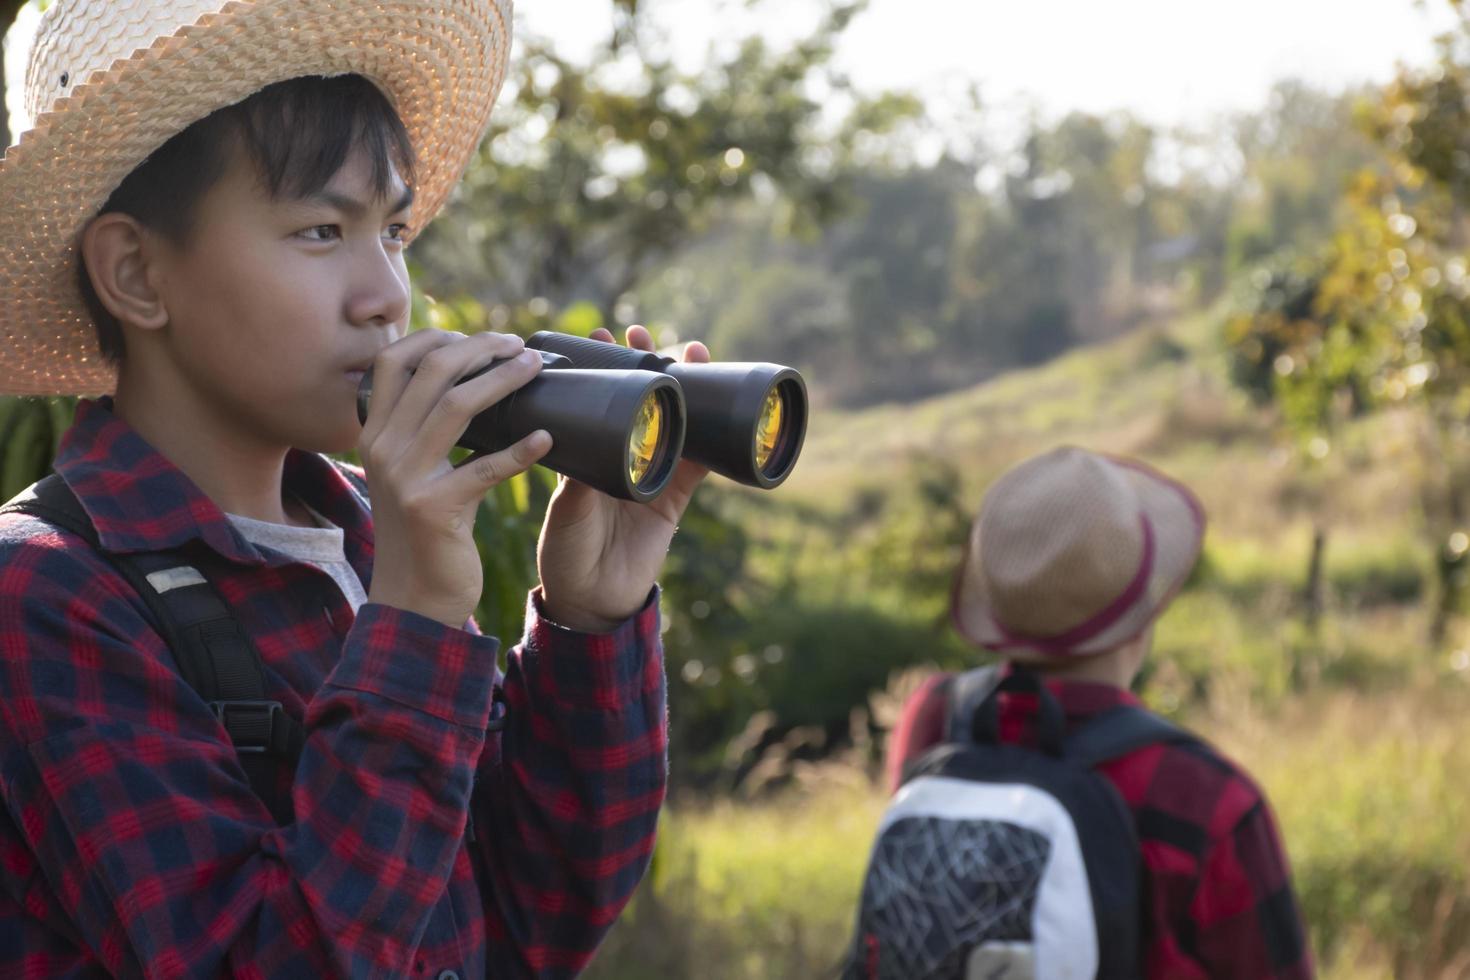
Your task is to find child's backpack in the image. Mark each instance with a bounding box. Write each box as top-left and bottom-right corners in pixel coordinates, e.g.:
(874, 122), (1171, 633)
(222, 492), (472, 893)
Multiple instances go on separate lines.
(845, 666), (1193, 980)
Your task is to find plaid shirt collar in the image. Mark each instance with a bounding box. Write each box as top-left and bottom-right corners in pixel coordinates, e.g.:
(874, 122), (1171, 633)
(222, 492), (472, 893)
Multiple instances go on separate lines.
(1042, 677), (1144, 724)
(53, 397), (374, 576)
(998, 663), (1145, 730)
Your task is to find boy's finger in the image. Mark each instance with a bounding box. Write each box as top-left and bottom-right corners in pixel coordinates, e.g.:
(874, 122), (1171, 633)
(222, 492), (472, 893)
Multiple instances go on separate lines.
(374, 332), (525, 460)
(442, 430), (553, 502)
(625, 324), (655, 351)
(589, 328), (616, 344)
(398, 347), (545, 474)
(359, 329), (463, 444)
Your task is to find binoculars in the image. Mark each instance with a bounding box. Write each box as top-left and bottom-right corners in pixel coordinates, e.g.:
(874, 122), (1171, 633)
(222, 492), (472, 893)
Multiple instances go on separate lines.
(355, 331), (808, 503)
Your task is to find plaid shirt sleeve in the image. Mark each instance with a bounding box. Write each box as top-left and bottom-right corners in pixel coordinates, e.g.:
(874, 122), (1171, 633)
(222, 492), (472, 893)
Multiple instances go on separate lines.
(0, 522), (654, 978)
(1186, 792), (1312, 978)
(883, 673), (949, 794)
(468, 587), (667, 978)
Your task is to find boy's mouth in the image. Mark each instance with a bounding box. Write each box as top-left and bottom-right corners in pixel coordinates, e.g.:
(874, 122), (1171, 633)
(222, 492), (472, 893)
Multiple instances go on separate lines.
(343, 359), (376, 385)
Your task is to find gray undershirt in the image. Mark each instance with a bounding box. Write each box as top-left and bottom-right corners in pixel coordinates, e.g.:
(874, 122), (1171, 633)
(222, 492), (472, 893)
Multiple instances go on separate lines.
(225, 500), (369, 615)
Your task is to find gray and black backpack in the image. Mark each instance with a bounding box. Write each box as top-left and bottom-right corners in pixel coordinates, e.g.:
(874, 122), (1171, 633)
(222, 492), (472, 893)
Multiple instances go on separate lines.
(845, 667), (1194, 980)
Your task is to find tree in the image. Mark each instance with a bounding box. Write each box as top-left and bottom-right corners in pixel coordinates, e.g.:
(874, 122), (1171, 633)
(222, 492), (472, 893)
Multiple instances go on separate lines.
(411, 0), (918, 334)
(1224, 253), (1364, 630)
(1225, 81), (1378, 274)
(1229, 1), (1470, 647)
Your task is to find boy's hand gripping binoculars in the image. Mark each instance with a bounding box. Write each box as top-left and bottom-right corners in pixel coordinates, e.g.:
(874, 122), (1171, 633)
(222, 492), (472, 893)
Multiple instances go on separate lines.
(356, 331), (808, 503)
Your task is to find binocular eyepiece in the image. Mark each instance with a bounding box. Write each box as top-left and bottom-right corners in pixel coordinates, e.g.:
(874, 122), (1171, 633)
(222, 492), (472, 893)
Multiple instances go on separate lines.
(356, 332), (809, 503)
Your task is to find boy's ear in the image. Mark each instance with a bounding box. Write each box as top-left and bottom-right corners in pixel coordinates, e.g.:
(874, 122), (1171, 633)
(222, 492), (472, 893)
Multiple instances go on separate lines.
(80, 214), (169, 331)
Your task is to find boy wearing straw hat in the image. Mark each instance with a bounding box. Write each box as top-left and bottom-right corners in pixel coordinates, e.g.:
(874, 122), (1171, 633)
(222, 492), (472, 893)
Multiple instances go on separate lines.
(883, 448), (1312, 978)
(0, 2), (698, 976)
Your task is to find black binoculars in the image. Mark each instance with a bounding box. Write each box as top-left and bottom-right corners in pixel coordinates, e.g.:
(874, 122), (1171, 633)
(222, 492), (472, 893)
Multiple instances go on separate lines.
(356, 332), (808, 503)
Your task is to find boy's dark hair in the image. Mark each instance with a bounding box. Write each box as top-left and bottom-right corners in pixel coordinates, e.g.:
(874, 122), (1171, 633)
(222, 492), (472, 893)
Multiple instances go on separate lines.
(78, 74), (416, 364)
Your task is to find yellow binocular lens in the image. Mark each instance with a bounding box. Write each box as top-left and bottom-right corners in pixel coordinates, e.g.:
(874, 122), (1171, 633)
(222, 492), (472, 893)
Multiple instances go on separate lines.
(628, 390), (668, 487)
(754, 386), (785, 473)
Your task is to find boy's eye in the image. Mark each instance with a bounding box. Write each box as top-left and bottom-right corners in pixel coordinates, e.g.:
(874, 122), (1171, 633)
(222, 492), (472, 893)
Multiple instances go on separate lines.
(300, 225), (341, 242)
(385, 223), (410, 242)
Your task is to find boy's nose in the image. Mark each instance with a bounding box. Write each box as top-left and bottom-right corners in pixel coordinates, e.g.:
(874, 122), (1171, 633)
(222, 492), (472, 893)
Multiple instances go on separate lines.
(345, 246), (411, 327)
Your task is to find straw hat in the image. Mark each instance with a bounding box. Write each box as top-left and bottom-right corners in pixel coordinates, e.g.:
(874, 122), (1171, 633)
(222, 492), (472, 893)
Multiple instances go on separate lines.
(951, 447), (1206, 659)
(0, 0), (513, 397)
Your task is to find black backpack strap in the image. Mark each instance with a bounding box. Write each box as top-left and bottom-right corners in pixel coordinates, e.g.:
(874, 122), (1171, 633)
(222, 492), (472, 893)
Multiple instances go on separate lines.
(943, 664), (1002, 744)
(1, 474), (99, 546)
(1065, 704), (1193, 979)
(968, 666), (1068, 756)
(329, 459), (371, 503)
(1065, 704), (1194, 769)
(3, 475), (303, 823)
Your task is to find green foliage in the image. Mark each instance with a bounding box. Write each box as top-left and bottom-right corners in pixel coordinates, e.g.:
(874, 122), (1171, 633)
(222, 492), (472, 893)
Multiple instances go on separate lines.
(1224, 254), (1327, 408)
(707, 262), (847, 366)
(659, 488), (760, 766)
(1328, 537), (1428, 607)
(1222, 4), (1470, 646)
(470, 465), (559, 646)
(1224, 81), (1380, 274)
(738, 599), (925, 729)
(413, 0), (915, 330)
(0, 396), (78, 502)
(657, 464), (970, 782)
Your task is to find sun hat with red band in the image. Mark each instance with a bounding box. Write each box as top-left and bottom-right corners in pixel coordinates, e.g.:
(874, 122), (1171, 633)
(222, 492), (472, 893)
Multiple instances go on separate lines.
(951, 447), (1206, 659)
(0, 0), (513, 397)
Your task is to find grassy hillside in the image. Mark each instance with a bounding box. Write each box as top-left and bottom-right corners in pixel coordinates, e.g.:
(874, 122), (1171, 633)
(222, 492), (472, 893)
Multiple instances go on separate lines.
(786, 310), (1418, 540)
(588, 313), (1470, 979)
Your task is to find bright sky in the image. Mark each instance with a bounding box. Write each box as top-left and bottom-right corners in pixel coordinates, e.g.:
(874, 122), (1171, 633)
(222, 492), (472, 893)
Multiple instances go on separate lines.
(5, 0), (1460, 140)
(521, 0), (1459, 125)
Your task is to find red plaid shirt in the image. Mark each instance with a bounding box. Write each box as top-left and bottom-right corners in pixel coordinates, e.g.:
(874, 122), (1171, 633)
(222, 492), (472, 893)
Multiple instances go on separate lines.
(0, 398), (667, 979)
(886, 670), (1313, 979)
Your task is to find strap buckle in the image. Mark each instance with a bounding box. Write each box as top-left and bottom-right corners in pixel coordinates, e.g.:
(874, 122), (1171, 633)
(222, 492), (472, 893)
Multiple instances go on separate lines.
(486, 686), (510, 734)
(209, 699), (285, 754)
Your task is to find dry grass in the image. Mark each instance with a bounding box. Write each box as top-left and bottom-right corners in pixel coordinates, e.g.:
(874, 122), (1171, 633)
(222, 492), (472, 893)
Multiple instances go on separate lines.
(587, 681), (1470, 979)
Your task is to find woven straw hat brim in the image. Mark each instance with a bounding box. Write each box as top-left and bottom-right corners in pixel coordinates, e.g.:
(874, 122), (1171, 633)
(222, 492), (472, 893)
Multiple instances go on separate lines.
(952, 456), (1206, 658)
(0, 0), (510, 397)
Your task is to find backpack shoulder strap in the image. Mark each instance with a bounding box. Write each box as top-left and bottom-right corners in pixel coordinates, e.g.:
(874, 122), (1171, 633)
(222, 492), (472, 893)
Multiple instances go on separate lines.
(329, 459), (371, 502)
(1065, 703), (1195, 769)
(3, 475), (303, 822)
(944, 664), (1003, 744)
(5, 478), (225, 709)
(2, 472), (100, 545)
